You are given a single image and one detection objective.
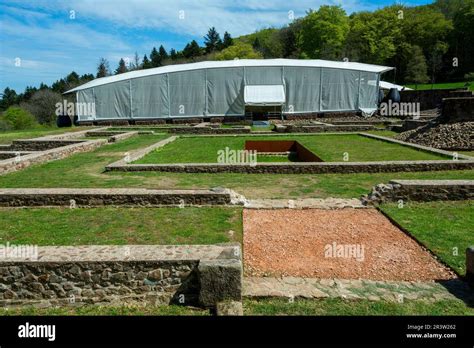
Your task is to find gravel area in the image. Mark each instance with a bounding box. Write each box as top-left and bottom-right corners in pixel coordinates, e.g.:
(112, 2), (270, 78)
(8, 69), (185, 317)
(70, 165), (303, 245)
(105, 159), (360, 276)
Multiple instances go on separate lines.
(396, 122), (474, 150)
(243, 208), (456, 281)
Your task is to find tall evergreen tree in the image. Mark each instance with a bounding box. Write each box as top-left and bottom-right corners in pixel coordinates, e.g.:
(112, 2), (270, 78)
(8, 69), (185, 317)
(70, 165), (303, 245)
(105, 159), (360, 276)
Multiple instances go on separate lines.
(96, 58), (110, 78)
(170, 48), (177, 60)
(158, 45), (168, 62)
(150, 47), (161, 67)
(204, 27), (222, 53)
(222, 31), (233, 48)
(115, 58), (128, 75)
(142, 54), (152, 69)
(183, 40), (202, 58)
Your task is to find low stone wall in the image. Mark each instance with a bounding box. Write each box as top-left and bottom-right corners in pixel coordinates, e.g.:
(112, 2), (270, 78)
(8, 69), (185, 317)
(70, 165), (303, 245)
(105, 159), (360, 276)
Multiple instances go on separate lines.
(284, 111), (359, 119)
(0, 188), (242, 207)
(85, 130), (139, 143)
(106, 160), (474, 174)
(172, 127), (250, 134)
(284, 124), (374, 133)
(108, 131), (139, 143)
(34, 127), (109, 140)
(9, 139), (85, 151)
(441, 97), (474, 123)
(0, 245), (242, 309)
(0, 151), (35, 160)
(85, 131), (126, 137)
(0, 139), (107, 176)
(400, 89), (473, 110)
(362, 180), (474, 205)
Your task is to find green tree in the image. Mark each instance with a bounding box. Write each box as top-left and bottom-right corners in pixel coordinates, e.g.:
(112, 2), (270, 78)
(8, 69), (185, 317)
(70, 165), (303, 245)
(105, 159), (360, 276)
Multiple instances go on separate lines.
(449, 0), (474, 79)
(0, 87), (19, 110)
(158, 45), (168, 62)
(401, 6), (452, 81)
(404, 45), (429, 86)
(115, 58), (128, 74)
(182, 40), (202, 59)
(1, 106), (37, 130)
(142, 54), (152, 69)
(279, 20), (303, 58)
(222, 31), (233, 48)
(204, 27), (222, 53)
(215, 42), (263, 60)
(170, 49), (177, 60)
(96, 58), (110, 78)
(298, 5), (349, 59)
(345, 7), (402, 65)
(150, 47), (161, 67)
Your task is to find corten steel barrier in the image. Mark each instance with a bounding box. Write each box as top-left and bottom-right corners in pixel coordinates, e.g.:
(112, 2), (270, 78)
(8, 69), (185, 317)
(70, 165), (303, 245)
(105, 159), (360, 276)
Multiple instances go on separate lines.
(245, 140), (323, 162)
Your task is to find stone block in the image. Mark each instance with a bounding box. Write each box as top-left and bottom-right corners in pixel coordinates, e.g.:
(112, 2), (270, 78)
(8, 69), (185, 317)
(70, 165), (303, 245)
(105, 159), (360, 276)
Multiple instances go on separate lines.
(198, 259), (242, 308)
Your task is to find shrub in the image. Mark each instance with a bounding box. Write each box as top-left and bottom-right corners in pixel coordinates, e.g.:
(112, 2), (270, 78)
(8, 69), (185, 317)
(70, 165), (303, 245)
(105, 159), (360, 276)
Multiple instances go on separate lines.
(215, 42), (263, 60)
(0, 118), (12, 131)
(1, 106), (38, 130)
(21, 89), (62, 125)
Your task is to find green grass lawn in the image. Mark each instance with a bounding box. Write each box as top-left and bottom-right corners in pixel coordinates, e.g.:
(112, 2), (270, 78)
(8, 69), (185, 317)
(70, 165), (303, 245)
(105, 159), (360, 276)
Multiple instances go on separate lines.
(380, 201), (474, 275)
(0, 304), (209, 316)
(136, 134), (448, 164)
(1, 298), (471, 316)
(244, 298), (474, 315)
(0, 133), (471, 199)
(406, 81), (473, 91)
(0, 206), (242, 245)
(0, 127), (89, 144)
(364, 130), (398, 138)
(459, 151), (474, 158)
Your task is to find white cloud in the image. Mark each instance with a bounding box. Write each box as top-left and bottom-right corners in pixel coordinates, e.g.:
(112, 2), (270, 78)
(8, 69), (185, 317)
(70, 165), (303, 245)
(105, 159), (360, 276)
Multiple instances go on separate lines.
(3, 0), (377, 37)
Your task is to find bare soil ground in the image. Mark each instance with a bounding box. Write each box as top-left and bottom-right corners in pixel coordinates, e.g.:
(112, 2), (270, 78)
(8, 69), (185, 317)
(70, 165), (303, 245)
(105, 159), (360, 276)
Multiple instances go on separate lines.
(243, 208), (456, 281)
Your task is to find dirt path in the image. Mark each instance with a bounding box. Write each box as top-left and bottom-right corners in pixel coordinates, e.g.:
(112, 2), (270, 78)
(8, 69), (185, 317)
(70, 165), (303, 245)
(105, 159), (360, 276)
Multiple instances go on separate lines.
(243, 208), (455, 281)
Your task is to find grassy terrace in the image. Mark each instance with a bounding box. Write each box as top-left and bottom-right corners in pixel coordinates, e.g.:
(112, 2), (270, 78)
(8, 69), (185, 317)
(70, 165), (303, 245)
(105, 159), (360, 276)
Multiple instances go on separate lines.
(380, 201), (474, 275)
(0, 134), (472, 199)
(1, 298), (472, 316)
(0, 127), (89, 144)
(136, 134), (448, 164)
(0, 207), (242, 245)
(406, 81), (473, 91)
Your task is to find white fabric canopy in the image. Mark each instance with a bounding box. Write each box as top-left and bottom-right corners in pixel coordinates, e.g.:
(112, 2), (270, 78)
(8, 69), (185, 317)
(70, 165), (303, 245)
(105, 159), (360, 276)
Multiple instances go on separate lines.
(379, 81), (412, 91)
(244, 85), (285, 105)
(65, 59), (393, 94)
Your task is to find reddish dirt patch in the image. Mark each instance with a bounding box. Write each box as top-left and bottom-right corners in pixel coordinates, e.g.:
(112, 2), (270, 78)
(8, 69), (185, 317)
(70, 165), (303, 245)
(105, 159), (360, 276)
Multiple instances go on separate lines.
(243, 208), (455, 281)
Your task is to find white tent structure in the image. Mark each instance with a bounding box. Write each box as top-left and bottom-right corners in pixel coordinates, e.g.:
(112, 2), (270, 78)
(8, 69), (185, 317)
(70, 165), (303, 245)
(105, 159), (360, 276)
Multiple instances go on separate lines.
(65, 59), (393, 122)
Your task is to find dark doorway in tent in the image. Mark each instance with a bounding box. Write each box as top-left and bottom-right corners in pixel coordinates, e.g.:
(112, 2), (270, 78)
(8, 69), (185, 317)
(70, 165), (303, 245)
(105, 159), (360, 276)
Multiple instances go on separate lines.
(243, 84), (285, 121)
(245, 105), (282, 120)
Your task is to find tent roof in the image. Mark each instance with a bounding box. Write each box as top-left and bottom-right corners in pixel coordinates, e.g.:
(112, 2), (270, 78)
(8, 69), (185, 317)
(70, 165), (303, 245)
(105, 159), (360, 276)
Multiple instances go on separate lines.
(379, 81), (413, 91)
(65, 59), (394, 94)
(244, 85), (286, 106)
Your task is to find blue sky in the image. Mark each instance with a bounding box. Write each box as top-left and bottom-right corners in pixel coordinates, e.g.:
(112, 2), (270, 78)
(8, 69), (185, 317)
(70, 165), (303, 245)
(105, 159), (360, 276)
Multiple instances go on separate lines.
(0, 0), (433, 92)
